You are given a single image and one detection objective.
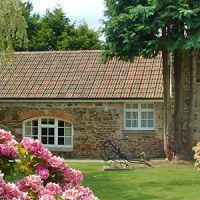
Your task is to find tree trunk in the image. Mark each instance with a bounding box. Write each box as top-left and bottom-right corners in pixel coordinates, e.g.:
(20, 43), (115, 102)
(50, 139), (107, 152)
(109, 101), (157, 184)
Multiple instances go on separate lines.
(186, 48), (197, 159)
(173, 49), (185, 159)
(162, 48), (173, 160)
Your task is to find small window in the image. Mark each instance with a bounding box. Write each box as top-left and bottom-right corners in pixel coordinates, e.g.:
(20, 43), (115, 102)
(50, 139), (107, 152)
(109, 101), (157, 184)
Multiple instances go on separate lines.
(23, 118), (73, 148)
(124, 103), (155, 130)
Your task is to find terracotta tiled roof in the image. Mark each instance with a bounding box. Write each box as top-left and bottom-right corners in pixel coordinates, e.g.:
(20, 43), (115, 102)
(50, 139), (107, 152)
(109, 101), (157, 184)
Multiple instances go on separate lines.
(0, 50), (163, 99)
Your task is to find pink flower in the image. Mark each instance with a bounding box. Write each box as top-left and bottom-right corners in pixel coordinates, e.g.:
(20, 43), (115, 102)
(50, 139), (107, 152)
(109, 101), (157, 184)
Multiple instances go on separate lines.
(38, 194), (57, 200)
(0, 172), (5, 195)
(36, 165), (50, 180)
(0, 172), (31, 200)
(16, 179), (27, 191)
(1, 183), (22, 199)
(0, 129), (12, 143)
(48, 156), (65, 170)
(63, 183), (74, 190)
(37, 147), (52, 162)
(21, 137), (52, 162)
(61, 186), (99, 200)
(61, 188), (80, 200)
(39, 182), (62, 197)
(21, 137), (43, 155)
(0, 130), (18, 158)
(62, 167), (83, 185)
(76, 186), (98, 200)
(45, 183), (63, 195)
(6, 138), (18, 146)
(0, 144), (18, 157)
(20, 193), (32, 200)
(25, 175), (43, 192)
(62, 186), (98, 200)
(21, 137), (33, 149)
(1, 181), (31, 200)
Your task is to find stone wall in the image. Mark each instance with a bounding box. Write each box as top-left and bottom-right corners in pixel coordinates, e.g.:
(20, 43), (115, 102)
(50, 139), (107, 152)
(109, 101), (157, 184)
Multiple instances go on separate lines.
(0, 101), (164, 158)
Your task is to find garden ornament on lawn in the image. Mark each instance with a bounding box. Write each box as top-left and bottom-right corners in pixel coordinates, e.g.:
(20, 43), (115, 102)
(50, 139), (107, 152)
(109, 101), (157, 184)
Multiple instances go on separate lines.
(98, 139), (151, 169)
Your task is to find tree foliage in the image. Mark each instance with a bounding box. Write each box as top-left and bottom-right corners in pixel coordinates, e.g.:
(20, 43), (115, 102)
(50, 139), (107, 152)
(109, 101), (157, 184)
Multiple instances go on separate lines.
(0, 0), (27, 67)
(15, 2), (101, 51)
(103, 0), (200, 60)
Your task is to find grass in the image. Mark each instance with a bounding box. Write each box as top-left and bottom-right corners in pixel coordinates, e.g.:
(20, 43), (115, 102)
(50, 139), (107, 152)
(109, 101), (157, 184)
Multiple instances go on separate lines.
(68, 160), (200, 200)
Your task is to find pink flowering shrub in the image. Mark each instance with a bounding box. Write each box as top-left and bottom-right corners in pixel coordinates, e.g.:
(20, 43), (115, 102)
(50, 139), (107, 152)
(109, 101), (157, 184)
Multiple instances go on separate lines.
(0, 129), (98, 200)
(0, 129), (19, 177)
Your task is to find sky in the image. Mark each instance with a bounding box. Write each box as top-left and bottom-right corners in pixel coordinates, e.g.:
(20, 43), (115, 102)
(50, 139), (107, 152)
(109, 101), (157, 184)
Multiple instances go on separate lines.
(22, 0), (106, 30)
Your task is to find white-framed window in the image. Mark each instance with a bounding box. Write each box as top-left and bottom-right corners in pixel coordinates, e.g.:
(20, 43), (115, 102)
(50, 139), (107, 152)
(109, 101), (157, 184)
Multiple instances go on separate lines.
(23, 117), (73, 148)
(124, 103), (155, 130)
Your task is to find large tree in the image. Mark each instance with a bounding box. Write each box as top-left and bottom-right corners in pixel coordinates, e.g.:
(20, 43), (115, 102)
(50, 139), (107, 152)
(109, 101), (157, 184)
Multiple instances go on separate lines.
(15, 3), (101, 51)
(103, 0), (200, 159)
(0, 0), (26, 67)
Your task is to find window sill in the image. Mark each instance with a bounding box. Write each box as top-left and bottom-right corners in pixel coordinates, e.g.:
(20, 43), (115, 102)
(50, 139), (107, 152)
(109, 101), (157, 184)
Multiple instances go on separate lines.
(123, 130), (156, 135)
(46, 146), (73, 152)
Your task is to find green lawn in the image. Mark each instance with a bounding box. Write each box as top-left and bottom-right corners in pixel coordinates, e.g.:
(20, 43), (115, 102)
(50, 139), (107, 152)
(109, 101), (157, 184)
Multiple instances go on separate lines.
(68, 161), (200, 200)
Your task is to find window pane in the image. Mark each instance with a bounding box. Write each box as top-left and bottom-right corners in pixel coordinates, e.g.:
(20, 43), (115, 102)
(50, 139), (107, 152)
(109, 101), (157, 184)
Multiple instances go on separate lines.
(148, 120), (154, 127)
(132, 104), (138, 109)
(141, 112), (147, 119)
(126, 120), (131, 127)
(42, 119), (47, 124)
(65, 128), (72, 136)
(58, 120), (64, 127)
(132, 120), (138, 127)
(141, 120), (147, 127)
(49, 119), (55, 125)
(58, 137), (64, 145)
(32, 127), (38, 136)
(126, 104), (131, 109)
(33, 136), (38, 140)
(141, 104), (147, 109)
(41, 128), (47, 135)
(25, 121), (31, 126)
(49, 128), (54, 136)
(42, 137), (47, 144)
(65, 122), (71, 127)
(25, 127), (31, 135)
(132, 112), (138, 119)
(148, 104), (154, 109)
(48, 137), (54, 144)
(65, 137), (72, 145)
(148, 112), (153, 119)
(58, 128), (64, 136)
(126, 112), (131, 119)
(32, 120), (38, 126)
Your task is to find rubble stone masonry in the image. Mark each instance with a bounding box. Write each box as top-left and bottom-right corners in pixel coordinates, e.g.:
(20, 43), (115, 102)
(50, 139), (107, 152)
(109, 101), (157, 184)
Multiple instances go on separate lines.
(0, 101), (165, 158)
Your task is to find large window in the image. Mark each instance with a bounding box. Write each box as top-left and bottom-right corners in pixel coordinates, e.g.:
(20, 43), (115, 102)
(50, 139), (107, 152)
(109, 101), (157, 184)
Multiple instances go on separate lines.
(23, 118), (73, 148)
(124, 103), (155, 130)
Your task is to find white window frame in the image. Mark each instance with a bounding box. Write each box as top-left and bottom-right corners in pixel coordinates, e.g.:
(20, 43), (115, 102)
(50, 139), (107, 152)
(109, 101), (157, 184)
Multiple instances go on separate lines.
(23, 117), (73, 149)
(124, 103), (155, 131)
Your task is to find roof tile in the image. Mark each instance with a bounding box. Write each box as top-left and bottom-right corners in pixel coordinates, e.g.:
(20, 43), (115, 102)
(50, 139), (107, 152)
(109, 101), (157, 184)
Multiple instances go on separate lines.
(0, 50), (163, 99)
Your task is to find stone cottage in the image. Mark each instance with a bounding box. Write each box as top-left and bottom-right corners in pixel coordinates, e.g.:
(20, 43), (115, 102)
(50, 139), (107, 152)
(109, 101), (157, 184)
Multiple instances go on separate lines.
(0, 50), (164, 158)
